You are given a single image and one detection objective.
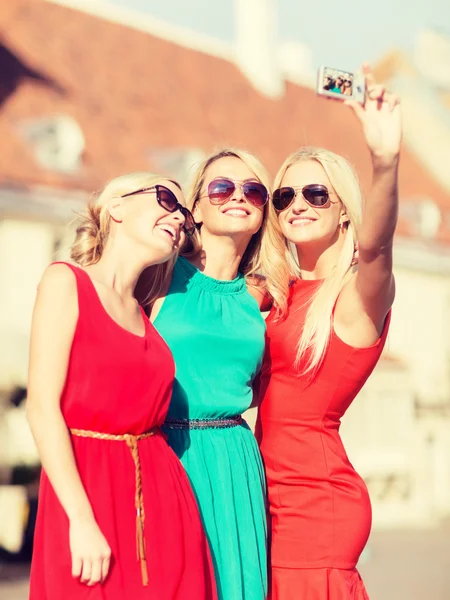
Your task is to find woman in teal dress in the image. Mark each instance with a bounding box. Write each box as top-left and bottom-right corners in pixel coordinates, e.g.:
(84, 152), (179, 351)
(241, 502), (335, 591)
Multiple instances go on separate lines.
(148, 148), (283, 600)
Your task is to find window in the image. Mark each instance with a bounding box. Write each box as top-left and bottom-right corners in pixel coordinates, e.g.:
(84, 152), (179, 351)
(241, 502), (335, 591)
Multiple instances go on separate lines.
(18, 115), (85, 174)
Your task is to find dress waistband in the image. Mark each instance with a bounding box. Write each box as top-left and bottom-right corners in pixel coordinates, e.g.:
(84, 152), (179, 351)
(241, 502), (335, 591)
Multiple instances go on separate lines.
(70, 427), (160, 586)
(163, 415), (243, 430)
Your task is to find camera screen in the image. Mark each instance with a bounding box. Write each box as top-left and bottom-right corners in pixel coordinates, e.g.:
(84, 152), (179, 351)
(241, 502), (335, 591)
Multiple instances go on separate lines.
(322, 67), (354, 96)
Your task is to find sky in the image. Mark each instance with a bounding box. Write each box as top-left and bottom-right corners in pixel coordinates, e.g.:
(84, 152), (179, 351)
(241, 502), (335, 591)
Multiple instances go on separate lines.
(106, 0), (450, 71)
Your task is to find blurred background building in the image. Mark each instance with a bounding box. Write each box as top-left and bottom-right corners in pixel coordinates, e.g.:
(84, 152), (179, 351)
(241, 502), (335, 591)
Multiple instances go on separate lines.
(1, 0), (450, 598)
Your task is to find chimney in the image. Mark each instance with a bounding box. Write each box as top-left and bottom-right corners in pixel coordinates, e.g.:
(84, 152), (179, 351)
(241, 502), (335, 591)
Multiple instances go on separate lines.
(415, 29), (450, 90)
(234, 0), (283, 98)
(279, 40), (315, 88)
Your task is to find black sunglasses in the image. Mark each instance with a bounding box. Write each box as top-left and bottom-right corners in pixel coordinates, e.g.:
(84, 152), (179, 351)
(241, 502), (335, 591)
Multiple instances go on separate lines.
(272, 184), (332, 212)
(206, 178), (268, 208)
(121, 185), (196, 237)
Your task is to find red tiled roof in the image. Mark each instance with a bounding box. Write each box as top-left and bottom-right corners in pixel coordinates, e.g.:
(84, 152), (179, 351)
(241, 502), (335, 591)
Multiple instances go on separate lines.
(1, 0), (450, 243)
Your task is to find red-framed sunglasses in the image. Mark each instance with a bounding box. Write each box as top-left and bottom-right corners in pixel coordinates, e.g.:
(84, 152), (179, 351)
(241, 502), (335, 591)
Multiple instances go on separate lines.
(272, 184), (333, 212)
(121, 185), (196, 237)
(205, 178), (268, 208)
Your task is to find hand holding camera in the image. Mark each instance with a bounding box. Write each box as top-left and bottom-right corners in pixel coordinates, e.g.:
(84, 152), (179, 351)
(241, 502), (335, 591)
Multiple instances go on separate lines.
(317, 63), (402, 166)
(345, 64), (402, 165)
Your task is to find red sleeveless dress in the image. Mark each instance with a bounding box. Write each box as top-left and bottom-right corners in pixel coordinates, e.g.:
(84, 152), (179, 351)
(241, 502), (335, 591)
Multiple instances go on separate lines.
(29, 263), (217, 600)
(258, 279), (390, 600)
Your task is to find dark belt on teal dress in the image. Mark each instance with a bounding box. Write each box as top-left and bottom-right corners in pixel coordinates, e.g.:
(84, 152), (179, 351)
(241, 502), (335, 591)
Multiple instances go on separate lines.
(163, 415), (243, 430)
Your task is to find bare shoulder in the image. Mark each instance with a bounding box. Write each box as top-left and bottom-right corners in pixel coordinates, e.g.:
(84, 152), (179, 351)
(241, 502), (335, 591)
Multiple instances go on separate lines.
(29, 265), (80, 396)
(246, 274), (266, 292)
(35, 263), (79, 314)
(38, 262), (77, 292)
(246, 275), (272, 311)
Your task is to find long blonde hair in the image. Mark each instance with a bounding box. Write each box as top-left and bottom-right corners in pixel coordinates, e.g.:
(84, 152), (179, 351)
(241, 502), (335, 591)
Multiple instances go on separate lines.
(70, 172), (180, 308)
(272, 147), (363, 376)
(182, 148), (287, 310)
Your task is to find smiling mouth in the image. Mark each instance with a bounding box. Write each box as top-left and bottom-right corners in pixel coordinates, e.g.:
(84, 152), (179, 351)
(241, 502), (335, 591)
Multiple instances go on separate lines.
(289, 217), (316, 226)
(222, 207), (250, 217)
(156, 223), (178, 242)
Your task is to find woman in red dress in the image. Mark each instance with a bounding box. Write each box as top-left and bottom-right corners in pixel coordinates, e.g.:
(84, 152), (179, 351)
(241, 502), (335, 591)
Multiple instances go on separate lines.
(256, 66), (401, 598)
(27, 172), (217, 599)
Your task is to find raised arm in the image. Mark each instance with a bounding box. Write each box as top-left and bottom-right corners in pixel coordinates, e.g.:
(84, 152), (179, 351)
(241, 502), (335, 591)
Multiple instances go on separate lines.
(337, 65), (401, 340)
(27, 264), (111, 586)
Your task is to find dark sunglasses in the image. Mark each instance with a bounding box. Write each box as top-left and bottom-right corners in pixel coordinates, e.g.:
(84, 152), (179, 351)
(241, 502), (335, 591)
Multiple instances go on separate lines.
(272, 184), (332, 212)
(121, 185), (196, 237)
(206, 178), (268, 208)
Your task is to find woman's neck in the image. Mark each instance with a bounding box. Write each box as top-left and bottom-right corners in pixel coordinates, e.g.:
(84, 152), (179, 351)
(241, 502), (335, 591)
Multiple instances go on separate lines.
(86, 239), (152, 299)
(296, 231), (347, 280)
(190, 231), (251, 281)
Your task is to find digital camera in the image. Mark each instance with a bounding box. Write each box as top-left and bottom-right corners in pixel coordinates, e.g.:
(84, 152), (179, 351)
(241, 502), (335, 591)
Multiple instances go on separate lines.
(316, 66), (365, 104)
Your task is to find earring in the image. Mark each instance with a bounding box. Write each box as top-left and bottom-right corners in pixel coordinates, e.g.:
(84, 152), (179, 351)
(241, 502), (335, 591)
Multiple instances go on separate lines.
(340, 216), (349, 231)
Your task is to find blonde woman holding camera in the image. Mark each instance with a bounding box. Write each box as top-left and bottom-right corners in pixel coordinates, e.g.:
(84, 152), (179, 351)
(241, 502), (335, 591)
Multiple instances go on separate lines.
(256, 65), (401, 599)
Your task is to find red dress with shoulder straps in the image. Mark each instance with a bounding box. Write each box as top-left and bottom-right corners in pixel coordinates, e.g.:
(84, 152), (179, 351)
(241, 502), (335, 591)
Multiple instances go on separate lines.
(258, 278), (390, 599)
(29, 262), (217, 600)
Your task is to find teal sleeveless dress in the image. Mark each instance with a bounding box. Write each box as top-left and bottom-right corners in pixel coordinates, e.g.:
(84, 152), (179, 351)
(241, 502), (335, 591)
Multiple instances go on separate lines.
(154, 256), (267, 600)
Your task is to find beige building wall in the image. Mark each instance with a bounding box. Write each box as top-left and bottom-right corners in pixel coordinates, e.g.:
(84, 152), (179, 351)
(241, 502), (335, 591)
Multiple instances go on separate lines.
(388, 268), (450, 405)
(341, 257), (450, 529)
(0, 219), (57, 389)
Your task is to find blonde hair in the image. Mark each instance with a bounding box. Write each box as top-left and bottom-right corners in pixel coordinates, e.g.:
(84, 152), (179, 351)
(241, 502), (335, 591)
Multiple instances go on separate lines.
(272, 147), (363, 376)
(182, 148), (287, 309)
(70, 172), (180, 308)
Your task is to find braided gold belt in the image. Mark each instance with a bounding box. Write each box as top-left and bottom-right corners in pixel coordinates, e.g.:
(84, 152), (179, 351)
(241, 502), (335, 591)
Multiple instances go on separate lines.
(70, 427), (160, 587)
